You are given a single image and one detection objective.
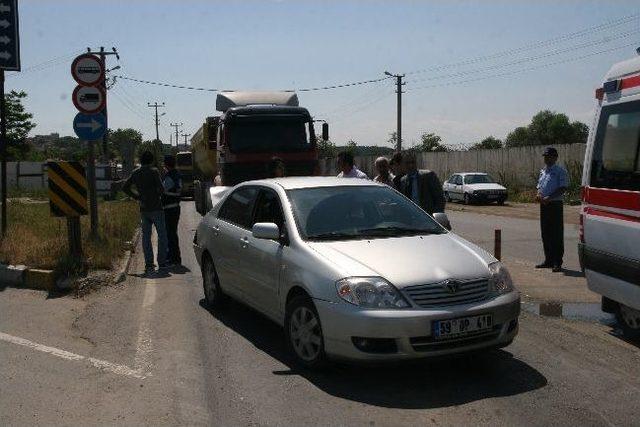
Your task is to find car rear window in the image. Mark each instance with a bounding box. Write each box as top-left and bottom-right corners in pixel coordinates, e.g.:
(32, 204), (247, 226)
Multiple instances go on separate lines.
(590, 100), (640, 191)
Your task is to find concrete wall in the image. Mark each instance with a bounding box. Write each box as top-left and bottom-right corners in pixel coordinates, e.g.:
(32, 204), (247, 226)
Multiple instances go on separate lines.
(0, 162), (117, 194)
(321, 143), (586, 188)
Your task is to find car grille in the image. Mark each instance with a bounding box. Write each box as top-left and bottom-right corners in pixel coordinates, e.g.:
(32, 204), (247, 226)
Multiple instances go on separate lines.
(403, 278), (490, 308)
(480, 189), (504, 195)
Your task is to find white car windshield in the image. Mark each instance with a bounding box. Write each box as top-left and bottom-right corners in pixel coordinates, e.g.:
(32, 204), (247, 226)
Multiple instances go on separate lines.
(464, 174), (496, 184)
(287, 186), (445, 241)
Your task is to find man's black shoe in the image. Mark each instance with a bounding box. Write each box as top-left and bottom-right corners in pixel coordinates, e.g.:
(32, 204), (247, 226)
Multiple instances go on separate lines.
(552, 265), (563, 272)
(535, 262), (552, 268)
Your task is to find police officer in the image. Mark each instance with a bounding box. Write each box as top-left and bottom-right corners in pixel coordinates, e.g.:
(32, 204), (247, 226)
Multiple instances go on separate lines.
(163, 155), (183, 266)
(535, 147), (569, 272)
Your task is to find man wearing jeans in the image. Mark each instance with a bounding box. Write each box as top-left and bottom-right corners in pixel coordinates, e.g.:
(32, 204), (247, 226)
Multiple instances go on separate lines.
(123, 151), (168, 274)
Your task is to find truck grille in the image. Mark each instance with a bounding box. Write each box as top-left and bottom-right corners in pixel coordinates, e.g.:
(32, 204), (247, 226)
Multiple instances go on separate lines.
(403, 278), (490, 308)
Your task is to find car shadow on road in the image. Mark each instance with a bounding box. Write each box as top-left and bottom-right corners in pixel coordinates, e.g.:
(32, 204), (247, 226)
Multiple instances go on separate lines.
(200, 298), (548, 409)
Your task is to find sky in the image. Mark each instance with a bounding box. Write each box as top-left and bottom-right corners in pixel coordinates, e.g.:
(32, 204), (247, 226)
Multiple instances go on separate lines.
(8, 0), (640, 148)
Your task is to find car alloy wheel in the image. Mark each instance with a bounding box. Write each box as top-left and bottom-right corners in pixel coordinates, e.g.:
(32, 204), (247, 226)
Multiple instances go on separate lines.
(618, 304), (640, 339)
(202, 256), (224, 308)
(286, 296), (326, 368)
(445, 191), (451, 202)
(463, 193), (470, 205)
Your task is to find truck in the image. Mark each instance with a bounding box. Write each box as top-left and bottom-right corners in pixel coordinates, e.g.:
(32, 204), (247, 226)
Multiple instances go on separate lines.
(175, 151), (194, 196)
(192, 91), (327, 214)
(580, 53), (640, 339)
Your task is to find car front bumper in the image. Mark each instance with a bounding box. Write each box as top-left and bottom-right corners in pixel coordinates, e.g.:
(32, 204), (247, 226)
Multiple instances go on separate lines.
(469, 192), (507, 202)
(315, 292), (520, 361)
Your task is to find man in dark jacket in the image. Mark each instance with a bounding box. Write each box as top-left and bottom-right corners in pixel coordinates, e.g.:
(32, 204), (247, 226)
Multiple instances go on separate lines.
(162, 155), (182, 266)
(400, 153), (446, 215)
(122, 151), (168, 274)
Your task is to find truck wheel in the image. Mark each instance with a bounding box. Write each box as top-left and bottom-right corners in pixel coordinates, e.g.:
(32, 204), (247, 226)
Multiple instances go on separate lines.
(617, 304), (640, 340)
(285, 295), (327, 369)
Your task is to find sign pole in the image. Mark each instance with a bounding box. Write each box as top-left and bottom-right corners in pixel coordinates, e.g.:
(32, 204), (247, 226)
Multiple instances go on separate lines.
(86, 139), (98, 238)
(67, 217), (82, 256)
(0, 69), (6, 238)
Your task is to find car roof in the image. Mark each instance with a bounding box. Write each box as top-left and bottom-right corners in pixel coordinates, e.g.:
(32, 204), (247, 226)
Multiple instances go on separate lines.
(454, 172), (488, 176)
(242, 176), (383, 190)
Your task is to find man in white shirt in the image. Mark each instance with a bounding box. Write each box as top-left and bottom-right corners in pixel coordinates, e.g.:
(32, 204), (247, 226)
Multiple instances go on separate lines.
(336, 151), (368, 179)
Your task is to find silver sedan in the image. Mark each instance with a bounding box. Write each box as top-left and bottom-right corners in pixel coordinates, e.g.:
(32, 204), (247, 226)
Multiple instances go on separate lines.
(193, 177), (520, 368)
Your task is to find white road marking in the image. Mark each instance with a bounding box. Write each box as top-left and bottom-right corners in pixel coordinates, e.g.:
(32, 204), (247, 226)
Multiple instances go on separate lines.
(0, 331), (147, 380)
(133, 275), (157, 376)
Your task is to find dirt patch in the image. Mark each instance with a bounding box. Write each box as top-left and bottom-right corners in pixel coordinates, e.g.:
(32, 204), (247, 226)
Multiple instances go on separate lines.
(446, 201), (580, 225)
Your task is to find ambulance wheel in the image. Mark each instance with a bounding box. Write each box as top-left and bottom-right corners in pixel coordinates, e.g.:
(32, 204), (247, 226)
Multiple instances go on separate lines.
(617, 304), (640, 340)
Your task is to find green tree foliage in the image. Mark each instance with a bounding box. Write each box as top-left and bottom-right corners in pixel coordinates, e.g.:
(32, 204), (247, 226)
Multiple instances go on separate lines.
(107, 128), (143, 161)
(387, 131), (397, 148)
(5, 91), (36, 160)
(471, 136), (503, 150)
(413, 132), (448, 152)
(137, 140), (164, 169)
(317, 138), (337, 158)
(505, 110), (588, 147)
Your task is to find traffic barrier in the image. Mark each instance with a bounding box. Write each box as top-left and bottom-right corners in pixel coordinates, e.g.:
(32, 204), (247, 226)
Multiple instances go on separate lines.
(47, 161), (88, 217)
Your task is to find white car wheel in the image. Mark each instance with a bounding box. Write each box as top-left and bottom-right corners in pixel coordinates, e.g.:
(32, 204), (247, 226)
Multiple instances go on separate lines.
(286, 296), (326, 368)
(202, 255), (225, 308)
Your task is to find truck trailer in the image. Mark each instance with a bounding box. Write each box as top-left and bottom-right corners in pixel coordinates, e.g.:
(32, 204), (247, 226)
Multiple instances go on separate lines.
(192, 91), (326, 214)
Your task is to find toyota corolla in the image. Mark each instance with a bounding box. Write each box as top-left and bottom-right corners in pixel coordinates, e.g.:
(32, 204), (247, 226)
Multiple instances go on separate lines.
(193, 177), (520, 368)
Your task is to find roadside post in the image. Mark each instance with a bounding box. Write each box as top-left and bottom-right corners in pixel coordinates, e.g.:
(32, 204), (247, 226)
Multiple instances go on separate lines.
(46, 161), (88, 257)
(0, 0), (20, 238)
(494, 229), (502, 261)
(71, 53), (105, 238)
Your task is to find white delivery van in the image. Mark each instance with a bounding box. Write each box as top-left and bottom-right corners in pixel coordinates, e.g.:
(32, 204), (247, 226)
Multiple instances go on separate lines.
(580, 53), (640, 338)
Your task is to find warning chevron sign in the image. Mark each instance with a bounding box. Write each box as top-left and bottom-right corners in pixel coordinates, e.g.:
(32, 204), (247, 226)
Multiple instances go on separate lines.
(47, 161), (88, 217)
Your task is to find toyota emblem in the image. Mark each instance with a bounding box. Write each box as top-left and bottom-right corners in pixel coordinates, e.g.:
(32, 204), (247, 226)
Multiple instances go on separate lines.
(442, 280), (461, 294)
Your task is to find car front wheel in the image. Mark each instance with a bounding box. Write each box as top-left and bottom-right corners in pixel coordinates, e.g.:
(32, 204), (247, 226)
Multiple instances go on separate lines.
(463, 193), (470, 205)
(285, 295), (327, 369)
(202, 255), (225, 309)
(617, 303), (640, 340)
(445, 191), (451, 202)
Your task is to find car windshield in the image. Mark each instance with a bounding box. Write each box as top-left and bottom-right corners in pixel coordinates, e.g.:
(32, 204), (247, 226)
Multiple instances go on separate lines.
(464, 174), (495, 184)
(228, 117), (312, 153)
(287, 186), (445, 241)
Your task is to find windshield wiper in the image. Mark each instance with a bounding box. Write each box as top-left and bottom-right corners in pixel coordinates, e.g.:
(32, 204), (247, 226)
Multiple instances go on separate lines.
(356, 226), (444, 236)
(306, 231), (359, 241)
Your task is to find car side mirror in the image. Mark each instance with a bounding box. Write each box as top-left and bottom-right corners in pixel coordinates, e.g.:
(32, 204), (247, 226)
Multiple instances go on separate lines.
(252, 222), (280, 240)
(322, 122), (329, 141)
(433, 212), (452, 231)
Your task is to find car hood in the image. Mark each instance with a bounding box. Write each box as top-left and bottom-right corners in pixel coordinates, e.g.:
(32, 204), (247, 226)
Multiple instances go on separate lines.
(466, 183), (506, 191)
(307, 233), (494, 288)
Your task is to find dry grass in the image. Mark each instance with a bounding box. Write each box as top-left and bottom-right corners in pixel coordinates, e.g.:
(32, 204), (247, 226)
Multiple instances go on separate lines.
(0, 199), (139, 272)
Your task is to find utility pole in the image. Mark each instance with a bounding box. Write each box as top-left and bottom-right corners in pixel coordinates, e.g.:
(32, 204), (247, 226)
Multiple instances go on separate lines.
(181, 133), (191, 149)
(170, 122), (183, 147)
(147, 102), (165, 142)
(384, 71), (405, 152)
(1, 70), (6, 238)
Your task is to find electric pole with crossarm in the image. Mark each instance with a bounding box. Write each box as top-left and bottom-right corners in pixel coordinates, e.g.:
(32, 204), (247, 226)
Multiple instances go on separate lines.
(384, 71), (405, 152)
(148, 102), (165, 142)
(170, 122), (183, 147)
(181, 133), (191, 150)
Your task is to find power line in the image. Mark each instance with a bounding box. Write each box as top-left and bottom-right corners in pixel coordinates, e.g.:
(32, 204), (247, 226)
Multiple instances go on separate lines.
(404, 12), (640, 76)
(405, 42), (638, 92)
(405, 28), (640, 85)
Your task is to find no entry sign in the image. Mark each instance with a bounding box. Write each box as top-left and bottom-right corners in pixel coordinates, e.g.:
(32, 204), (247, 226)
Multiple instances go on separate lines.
(71, 54), (104, 86)
(72, 85), (105, 114)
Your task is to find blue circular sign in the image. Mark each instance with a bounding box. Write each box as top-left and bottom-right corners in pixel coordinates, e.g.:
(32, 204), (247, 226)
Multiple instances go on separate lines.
(73, 112), (106, 140)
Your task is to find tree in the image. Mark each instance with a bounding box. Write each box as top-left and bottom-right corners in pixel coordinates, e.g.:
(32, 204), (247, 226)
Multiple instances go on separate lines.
(108, 128), (143, 161)
(414, 132), (448, 152)
(505, 110), (589, 147)
(317, 138), (337, 158)
(471, 136), (503, 150)
(5, 91), (36, 160)
(137, 139), (164, 169)
(387, 131), (397, 148)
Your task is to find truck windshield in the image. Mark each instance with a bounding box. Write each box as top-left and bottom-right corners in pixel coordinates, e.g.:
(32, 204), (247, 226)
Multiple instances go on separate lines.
(176, 153), (192, 167)
(227, 118), (311, 153)
(590, 100), (640, 191)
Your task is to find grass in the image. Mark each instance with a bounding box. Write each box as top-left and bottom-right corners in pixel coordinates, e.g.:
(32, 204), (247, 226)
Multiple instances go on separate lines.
(0, 199), (139, 274)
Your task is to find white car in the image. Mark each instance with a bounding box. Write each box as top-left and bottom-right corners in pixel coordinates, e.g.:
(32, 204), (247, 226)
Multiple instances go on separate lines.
(194, 177), (520, 368)
(443, 173), (508, 205)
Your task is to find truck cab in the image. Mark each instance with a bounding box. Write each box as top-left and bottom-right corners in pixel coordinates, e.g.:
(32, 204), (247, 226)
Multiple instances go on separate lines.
(580, 54), (640, 338)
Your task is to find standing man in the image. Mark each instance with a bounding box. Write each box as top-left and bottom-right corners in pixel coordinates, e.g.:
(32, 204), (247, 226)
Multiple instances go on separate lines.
(389, 152), (405, 190)
(535, 147), (568, 272)
(400, 153), (446, 215)
(122, 151), (169, 275)
(336, 151), (368, 179)
(163, 155), (183, 266)
(373, 157), (395, 186)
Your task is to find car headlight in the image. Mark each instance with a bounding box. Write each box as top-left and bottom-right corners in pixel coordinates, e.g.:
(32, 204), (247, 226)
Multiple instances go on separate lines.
(335, 277), (410, 309)
(488, 262), (514, 294)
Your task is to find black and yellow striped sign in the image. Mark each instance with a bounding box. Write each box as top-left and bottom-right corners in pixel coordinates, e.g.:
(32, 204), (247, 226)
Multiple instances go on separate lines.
(47, 161), (88, 217)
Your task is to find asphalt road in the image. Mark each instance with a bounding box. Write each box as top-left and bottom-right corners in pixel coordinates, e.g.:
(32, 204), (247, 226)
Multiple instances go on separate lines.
(1, 201), (639, 426)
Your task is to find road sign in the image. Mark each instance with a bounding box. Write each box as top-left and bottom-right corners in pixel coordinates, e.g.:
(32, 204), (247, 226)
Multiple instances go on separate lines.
(72, 85), (105, 114)
(71, 54), (104, 86)
(0, 0), (19, 71)
(46, 161), (88, 217)
(73, 112), (106, 140)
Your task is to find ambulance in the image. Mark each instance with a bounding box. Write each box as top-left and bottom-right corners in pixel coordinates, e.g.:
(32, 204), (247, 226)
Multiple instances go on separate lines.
(580, 53), (640, 338)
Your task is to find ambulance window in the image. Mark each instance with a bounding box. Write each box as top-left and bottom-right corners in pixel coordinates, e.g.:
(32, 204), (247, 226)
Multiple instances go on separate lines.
(590, 100), (640, 191)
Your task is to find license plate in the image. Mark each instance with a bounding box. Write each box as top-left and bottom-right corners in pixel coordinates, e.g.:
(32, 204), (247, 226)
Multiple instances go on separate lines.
(433, 314), (493, 340)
